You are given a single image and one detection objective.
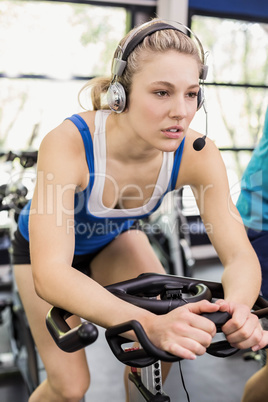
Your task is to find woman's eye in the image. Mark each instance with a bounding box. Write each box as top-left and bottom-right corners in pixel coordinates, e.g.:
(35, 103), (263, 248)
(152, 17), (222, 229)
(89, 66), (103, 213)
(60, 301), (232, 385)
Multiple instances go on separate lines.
(155, 90), (168, 97)
(187, 92), (198, 99)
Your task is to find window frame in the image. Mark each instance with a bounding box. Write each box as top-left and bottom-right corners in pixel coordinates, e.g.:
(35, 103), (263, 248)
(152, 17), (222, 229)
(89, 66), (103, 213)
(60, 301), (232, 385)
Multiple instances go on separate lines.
(0, 0), (156, 81)
(188, 8), (268, 154)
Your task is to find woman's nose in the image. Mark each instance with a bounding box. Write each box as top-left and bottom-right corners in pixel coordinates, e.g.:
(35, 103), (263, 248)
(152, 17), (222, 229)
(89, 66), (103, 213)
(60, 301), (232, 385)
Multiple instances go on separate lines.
(169, 97), (187, 120)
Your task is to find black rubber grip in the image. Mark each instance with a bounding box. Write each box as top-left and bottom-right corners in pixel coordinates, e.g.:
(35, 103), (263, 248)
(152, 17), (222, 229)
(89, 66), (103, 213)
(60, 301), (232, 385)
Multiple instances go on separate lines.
(46, 307), (98, 353)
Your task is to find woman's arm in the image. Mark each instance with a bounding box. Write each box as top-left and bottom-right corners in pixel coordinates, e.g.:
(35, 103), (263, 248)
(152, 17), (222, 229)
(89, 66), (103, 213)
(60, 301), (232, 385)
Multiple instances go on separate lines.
(177, 132), (263, 349)
(29, 119), (151, 328)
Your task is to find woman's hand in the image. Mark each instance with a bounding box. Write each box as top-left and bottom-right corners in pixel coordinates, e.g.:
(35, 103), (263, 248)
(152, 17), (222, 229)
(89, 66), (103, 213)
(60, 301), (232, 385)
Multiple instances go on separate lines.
(252, 330), (268, 351)
(143, 300), (220, 360)
(215, 299), (264, 350)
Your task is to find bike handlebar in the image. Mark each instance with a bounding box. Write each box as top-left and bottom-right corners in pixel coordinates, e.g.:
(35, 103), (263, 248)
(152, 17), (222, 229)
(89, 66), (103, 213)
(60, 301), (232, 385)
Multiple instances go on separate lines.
(46, 273), (268, 366)
(105, 312), (235, 368)
(46, 308), (98, 353)
(105, 273), (213, 314)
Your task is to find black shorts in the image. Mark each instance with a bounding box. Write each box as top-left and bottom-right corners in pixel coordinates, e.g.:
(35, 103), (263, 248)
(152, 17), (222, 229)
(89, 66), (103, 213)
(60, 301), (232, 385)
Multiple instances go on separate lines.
(247, 228), (268, 300)
(12, 220), (141, 276)
(12, 229), (104, 276)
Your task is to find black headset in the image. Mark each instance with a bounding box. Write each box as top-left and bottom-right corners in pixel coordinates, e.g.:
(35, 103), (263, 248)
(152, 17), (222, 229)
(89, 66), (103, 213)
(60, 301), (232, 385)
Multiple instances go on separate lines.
(107, 19), (208, 115)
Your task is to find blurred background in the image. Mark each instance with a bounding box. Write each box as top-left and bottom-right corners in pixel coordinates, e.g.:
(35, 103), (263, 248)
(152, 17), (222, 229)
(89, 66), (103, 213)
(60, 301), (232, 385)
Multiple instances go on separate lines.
(0, 1), (268, 401)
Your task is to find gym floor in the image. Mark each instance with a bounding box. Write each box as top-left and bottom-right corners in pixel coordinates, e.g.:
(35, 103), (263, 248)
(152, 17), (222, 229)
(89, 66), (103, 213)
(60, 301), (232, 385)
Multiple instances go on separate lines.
(0, 247), (262, 402)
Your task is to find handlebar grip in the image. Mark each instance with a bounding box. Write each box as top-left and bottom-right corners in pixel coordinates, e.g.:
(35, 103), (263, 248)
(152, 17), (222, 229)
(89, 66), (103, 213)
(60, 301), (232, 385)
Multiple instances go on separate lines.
(46, 307), (98, 353)
(106, 312), (238, 367)
(201, 311), (231, 332)
(201, 311), (239, 357)
(206, 340), (238, 358)
(105, 320), (181, 368)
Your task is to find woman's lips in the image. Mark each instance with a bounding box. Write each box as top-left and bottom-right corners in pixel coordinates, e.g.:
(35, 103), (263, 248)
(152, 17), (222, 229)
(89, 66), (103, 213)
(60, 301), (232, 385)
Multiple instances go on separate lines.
(161, 125), (183, 139)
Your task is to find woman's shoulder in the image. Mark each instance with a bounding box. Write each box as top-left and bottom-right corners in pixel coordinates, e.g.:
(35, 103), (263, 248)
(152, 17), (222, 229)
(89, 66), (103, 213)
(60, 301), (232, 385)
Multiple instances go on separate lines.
(40, 111), (96, 152)
(36, 115), (93, 187)
(36, 113), (94, 173)
(183, 128), (220, 157)
(177, 128), (224, 187)
(76, 110), (97, 134)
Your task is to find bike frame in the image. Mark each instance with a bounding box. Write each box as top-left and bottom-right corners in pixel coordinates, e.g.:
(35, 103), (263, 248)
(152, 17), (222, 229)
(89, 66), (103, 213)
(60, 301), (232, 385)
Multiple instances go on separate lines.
(128, 361), (170, 401)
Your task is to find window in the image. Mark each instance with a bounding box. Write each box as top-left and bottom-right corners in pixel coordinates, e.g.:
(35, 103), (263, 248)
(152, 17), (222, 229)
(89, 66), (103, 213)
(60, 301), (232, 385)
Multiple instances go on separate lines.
(0, 0), (128, 150)
(189, 15), (268, 203)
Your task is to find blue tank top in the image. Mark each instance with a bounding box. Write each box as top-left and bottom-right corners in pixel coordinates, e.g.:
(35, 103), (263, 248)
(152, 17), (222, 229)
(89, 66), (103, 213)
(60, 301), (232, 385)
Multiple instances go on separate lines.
(18, 112), (185, 254)
(237, 107), (268, 231)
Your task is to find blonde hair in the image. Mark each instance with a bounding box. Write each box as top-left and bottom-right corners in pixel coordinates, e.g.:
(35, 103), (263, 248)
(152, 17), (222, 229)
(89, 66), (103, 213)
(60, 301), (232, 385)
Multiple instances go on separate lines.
(79, 19), (204, 111)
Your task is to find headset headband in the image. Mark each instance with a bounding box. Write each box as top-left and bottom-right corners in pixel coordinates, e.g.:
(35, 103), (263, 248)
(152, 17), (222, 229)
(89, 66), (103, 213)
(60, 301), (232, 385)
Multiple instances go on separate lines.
(123, 23), (181, 61)
(112, 19), (208, 81)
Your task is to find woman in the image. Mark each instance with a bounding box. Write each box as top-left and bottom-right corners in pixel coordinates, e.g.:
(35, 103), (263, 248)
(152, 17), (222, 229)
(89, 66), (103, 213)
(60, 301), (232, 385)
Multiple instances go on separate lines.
(13, 19), (266, 402)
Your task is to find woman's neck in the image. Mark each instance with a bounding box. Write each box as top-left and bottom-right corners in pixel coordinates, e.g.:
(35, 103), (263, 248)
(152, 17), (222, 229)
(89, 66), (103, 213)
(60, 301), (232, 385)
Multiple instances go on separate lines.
(106, 112), (162, 163)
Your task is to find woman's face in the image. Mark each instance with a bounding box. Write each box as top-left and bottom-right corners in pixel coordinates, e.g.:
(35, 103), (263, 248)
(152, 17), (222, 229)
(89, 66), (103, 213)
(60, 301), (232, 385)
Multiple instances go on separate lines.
(126, 50), (200, 152)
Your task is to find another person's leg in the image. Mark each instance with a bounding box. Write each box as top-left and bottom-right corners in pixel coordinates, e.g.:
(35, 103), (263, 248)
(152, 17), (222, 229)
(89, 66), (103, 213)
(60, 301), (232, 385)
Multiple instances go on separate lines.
(241, 352), (268, 402)
(14, 264), (90, 402)
(248, 229), (268, 300)
(242, 229), (268, 402)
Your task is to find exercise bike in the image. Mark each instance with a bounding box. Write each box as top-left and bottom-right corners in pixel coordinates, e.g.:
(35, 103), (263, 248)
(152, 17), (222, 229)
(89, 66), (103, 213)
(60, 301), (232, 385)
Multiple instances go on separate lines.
(46, 273), (268, 401)
(0, 150), (40, 397)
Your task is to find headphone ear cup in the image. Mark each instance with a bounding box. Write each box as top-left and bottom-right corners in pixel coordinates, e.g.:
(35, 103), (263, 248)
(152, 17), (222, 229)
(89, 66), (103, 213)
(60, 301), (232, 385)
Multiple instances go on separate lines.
(197, 87), (205, 111)
(107, 82), (126, 113)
